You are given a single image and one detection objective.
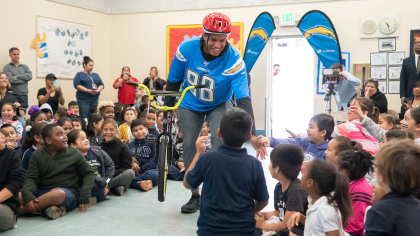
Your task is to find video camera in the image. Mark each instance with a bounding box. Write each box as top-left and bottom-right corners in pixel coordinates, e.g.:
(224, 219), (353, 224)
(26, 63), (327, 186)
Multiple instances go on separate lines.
(322, 68), (341, 85)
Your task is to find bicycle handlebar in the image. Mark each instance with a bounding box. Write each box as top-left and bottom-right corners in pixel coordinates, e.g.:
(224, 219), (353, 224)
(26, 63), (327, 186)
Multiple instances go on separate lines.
(127, 82), (203, 110)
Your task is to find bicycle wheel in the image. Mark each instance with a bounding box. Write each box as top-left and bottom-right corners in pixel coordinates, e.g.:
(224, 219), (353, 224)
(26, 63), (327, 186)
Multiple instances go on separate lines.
(158, 136), (168, 202)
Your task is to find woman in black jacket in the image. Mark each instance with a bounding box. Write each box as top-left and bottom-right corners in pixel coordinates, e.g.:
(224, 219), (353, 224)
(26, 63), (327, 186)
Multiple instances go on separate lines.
(142, 67), (166, 91)
(362, 78), (388, 114)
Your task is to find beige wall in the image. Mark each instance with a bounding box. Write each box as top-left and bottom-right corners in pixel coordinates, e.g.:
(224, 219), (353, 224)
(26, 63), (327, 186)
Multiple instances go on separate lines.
(2, 0), (417, 131)
(0, 0), (112, 109)
(110, 0), (417, 131)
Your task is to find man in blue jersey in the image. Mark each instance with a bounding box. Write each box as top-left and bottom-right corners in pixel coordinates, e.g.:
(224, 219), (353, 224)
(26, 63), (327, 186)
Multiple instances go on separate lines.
(165, 12), (266, 213)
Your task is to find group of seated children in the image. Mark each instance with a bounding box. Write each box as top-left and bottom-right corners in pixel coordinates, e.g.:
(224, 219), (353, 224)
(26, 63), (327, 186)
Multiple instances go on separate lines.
(2, 94), (420, 235)
(179, 97), (420, 236)
(0, 99), (214, 232)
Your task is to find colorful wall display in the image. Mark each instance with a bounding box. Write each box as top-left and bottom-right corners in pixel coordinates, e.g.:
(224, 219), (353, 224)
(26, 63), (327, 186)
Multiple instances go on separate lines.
(32, 16), (92, 79)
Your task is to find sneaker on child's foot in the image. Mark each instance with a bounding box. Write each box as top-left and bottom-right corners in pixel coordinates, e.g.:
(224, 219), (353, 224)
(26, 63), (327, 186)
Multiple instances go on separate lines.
(181, 193), (200, 213)
(89, 196), (97, 205)
(139, 180), (153, 191)
(113, 186), (125, 196)
(44, 206), (66, 220)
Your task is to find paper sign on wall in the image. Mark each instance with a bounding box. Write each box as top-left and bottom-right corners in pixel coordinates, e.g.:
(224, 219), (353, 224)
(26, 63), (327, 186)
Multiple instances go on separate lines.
(33, 16), (92, 79)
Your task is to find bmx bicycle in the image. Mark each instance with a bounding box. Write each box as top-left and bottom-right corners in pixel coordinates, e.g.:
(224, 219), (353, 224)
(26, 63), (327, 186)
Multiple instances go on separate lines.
(127, 81), (205, 202)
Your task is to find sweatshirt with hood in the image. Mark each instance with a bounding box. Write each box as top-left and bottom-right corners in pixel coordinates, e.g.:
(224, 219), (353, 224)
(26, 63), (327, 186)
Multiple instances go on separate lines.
(332, 119), (379, 156)
(269, 137), (329, 160)
(39, 103), (54, 124)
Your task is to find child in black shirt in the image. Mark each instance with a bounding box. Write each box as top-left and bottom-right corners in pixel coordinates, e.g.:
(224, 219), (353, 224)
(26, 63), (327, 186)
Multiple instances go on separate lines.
(256, 144), (308, 236)
(184, 108), (269, 236)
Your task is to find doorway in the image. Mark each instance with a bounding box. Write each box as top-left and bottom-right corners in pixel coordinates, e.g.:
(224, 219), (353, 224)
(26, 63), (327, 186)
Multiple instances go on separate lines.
(269, 36), (316, 138)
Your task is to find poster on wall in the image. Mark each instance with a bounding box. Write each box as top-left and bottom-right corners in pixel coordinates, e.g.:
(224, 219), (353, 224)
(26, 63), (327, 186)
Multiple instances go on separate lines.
(409, 29), (420, 58)
(316, 52), (350, 94)
(32, 16), (92, 79)
(166, 23), (244, 77)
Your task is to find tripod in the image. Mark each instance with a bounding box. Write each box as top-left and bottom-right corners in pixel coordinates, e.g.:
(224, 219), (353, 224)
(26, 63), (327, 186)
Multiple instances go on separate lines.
(324, 83), (338, 115)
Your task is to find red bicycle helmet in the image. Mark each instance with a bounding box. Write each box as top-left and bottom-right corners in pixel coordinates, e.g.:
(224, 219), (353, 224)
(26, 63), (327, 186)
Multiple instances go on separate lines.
(203, 12), (231, 35)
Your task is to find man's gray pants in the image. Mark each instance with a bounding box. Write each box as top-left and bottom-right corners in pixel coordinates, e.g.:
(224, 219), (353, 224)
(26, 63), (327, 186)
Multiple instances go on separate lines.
(178, 101), (233, 193)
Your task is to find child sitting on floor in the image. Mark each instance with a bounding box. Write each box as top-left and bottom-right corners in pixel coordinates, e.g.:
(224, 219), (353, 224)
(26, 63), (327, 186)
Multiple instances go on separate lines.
(184, 108), (269, 235)
(20, 124), (95, 219)
(334, 150), (374, 236)
(364, 139), (420, 235)
(29, 111), (48, 126)
(57, 117), (73, 135)
(258, 113), (334, 161)
(68, 101), (79, 116)
(1, 124), (20, 151)
(0, 103), (23, 142)
(287, 159), (352, 236)
(256, 144), (308, 236)
(100, 119), (134, 196)
(333, 97), (380, 155)
(201, 121), (211, 151)
(119, 106), (136, 143)
(0, 131), (25, 232)
(53, 107), (68, 124)
(377, 113), (396, 131)
(86, 114), (104, 146)
(21, 124), (45, 171)
(98, 101), (115, 121)
(68, 129), (115, 204)
(325, 136), (363, 164)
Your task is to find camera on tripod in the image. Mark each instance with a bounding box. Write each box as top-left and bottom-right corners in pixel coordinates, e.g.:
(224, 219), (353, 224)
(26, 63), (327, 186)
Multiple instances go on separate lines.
(322, 67), (342, 114)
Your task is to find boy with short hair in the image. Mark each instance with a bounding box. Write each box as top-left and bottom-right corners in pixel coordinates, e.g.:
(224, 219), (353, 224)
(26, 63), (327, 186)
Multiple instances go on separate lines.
(0, 132), (25, 232)
(184, 107), (269, 236)
(21, 124), (95, 219)
(1, 124), (20, 151)
(256, 144), (308, 236)
(68, 101), (79, 115)
(258, 113), (334, 160)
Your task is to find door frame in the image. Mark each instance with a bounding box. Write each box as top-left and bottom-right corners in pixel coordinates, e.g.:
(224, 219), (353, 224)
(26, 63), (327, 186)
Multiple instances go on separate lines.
(266, 35), (318, 138)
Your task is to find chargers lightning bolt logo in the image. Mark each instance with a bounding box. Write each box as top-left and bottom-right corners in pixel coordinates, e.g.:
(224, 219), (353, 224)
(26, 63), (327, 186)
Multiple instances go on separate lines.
(304, 25), (336, 42)
(249, 27), (268, 43)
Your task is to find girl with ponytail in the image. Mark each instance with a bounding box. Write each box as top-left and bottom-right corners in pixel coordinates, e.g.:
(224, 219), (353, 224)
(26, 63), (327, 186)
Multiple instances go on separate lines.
(335, 150), (374, 236)
(332, 97), (380, 155)
(288, 159), (352, 236)
(21, 123), (46, 170)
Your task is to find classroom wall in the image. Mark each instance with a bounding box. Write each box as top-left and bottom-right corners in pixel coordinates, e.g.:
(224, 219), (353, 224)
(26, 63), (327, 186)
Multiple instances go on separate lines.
(0, 0), (112, 109)
(110, 0), (418, 132)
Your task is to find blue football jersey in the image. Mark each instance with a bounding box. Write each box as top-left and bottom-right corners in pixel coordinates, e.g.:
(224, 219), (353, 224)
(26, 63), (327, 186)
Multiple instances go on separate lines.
(168, 37), (249, 112)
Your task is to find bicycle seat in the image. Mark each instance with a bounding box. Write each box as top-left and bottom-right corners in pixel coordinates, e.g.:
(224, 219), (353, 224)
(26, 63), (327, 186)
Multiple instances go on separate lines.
(150, 90), (183, 96)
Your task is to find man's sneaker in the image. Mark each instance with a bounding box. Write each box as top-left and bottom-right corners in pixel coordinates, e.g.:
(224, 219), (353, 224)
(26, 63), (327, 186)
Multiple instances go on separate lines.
(113, 186), (125, 196)
(44, 206), (66, 220)
(181, 193), (200, 213)
(89, 196), (97, 206)
(139, 180), (153, 191)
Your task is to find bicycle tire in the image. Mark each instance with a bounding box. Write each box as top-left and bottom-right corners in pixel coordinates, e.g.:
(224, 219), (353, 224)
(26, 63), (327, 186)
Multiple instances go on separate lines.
(158, 137), (168, 202)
